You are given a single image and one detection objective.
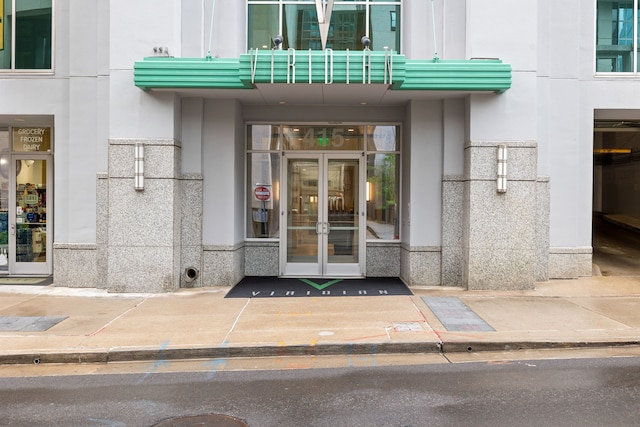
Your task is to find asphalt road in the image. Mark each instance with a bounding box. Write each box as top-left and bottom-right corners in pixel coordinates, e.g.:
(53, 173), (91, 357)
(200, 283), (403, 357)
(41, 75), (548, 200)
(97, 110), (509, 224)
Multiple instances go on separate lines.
(1, 356), (640, 427)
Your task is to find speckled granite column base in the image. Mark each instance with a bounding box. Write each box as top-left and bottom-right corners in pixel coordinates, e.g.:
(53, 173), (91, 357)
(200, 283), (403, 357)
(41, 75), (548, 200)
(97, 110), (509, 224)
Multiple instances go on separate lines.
(245, 241), (279, 277)
(53, 244), (98, 288)
(442, 176), (464, 286)
(366, 242), (401, 277)
(548, 247), (592, 278)
(202, 244), (244, 286)
(104, 139), (183, 293)
(180, 174), (203, 288)
(463, 142), (539, 291)
(400, 245), (441, 286)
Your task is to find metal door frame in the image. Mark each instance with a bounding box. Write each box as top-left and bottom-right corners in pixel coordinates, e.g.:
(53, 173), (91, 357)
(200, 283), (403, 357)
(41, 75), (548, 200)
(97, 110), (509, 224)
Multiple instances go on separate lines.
(280, 152), (365, 277)
(10, 154), (52, 275)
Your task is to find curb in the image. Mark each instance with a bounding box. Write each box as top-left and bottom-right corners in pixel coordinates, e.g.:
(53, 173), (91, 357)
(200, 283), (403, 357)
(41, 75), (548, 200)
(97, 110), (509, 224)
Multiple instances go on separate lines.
(1, 340), (639, 365)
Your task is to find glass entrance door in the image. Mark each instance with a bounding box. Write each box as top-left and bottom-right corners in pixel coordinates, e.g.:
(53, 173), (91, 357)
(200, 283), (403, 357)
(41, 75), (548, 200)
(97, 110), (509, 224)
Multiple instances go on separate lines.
(282, 153), (364, 277)
(11, 157), (50, 275)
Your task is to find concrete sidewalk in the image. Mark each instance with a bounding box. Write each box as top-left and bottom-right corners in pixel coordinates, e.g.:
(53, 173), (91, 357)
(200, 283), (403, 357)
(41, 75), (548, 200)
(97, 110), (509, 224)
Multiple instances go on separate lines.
(1, 275), (640, 365)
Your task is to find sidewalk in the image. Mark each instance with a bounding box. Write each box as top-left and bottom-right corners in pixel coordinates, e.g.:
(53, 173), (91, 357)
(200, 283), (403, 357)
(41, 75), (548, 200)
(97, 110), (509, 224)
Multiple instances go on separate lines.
(1, 275), (640, 365)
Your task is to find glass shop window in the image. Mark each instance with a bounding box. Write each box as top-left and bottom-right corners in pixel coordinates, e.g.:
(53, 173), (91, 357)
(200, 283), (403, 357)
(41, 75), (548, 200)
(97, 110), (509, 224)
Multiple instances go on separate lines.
(247, 125), (281, 239)
(366, 125), (399, 241)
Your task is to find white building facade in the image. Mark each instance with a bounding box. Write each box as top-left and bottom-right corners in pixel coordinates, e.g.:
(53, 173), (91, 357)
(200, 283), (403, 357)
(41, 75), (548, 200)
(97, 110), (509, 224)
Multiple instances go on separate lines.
(0, 0), (634, 293)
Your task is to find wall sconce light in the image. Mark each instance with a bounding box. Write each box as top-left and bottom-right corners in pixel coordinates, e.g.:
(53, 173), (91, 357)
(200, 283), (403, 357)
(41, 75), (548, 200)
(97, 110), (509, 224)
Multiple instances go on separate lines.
(497, 144), (507, 193)
(366, 181), (373, 202)
(134, 143), (144, 191)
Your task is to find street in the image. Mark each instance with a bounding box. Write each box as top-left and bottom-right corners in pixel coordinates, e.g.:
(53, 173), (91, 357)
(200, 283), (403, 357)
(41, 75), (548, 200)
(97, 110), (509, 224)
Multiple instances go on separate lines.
(1, 355), (639, 426)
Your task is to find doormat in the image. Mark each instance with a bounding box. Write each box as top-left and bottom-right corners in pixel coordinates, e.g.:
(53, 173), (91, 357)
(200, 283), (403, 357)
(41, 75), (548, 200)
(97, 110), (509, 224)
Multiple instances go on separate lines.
(225, 277), (412, 298)
(0, 276), (53, 286)
(0, 316), (68, 332)
(421, 297), (495, 332)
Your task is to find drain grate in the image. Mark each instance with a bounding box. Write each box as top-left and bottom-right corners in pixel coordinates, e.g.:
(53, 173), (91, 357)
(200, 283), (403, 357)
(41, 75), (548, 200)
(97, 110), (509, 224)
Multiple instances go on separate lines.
(152, 414), (248, 427)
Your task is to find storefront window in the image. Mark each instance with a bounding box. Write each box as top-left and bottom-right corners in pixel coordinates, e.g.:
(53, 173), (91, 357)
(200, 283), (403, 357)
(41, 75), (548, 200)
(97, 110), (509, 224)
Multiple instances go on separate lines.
(248, 0), (402, 52)
(247, 125), (281, 238)
(246, 124), (399, 241)
(12, 127), (51, 152)
(366, 125), (399, 240)
(247, 124), (281, 150)
(0, 0), (53, 70)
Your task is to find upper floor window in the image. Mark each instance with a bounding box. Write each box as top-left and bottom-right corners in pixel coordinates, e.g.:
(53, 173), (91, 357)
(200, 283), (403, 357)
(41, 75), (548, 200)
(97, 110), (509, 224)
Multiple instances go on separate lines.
(596, 0), (639, 72)
(248, 0), (401, 52)
(1, 0), (53, 71)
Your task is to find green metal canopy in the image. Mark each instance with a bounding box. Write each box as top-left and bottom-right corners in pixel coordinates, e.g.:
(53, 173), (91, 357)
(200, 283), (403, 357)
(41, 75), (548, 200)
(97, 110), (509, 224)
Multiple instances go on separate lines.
(134, 50), (511, 93)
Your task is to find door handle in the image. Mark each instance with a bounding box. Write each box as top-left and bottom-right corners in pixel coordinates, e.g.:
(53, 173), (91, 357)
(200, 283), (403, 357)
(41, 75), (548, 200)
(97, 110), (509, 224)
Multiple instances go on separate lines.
(316, 222), (331, 234)
(10, 224), (15, 236)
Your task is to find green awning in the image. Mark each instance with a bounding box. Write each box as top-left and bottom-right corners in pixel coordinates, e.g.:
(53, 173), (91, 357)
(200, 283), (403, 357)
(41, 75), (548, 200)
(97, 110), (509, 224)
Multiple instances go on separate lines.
(134, 50), (511, 93)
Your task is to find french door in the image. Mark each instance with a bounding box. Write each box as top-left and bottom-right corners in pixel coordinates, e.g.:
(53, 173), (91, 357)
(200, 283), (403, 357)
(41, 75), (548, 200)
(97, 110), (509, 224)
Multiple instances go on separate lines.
(281, 153), (364, 277)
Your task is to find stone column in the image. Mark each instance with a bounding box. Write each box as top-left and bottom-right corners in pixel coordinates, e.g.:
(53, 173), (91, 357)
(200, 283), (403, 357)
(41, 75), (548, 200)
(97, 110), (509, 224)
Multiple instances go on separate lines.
(105, 139), (182, 293)
(463, 141), (538, 290)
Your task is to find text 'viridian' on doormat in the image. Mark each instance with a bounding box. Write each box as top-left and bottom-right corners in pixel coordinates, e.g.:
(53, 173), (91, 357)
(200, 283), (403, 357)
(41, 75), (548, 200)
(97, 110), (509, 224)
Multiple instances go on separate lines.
(225, 277), (413, 298)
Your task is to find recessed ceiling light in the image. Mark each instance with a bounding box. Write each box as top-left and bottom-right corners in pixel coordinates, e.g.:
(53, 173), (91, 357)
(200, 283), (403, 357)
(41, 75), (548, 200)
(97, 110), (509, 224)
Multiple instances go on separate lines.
(279, 101), (286, 105)
(360, 102), (367, 105)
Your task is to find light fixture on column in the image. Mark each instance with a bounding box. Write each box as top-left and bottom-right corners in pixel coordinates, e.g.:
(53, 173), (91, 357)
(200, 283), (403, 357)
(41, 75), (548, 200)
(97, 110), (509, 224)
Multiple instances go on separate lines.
(497, 144), (507, 193)
(134, 143), (144, 191)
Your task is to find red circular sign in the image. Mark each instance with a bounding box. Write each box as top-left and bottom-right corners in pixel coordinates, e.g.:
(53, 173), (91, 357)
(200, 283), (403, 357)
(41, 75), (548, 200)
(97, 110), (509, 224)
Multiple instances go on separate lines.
(254, 186), (271, 201)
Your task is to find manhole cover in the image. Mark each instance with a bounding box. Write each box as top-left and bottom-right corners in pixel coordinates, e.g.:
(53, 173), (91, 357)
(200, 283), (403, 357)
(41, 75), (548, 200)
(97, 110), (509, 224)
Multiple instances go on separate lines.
(152, 414), (248, 427)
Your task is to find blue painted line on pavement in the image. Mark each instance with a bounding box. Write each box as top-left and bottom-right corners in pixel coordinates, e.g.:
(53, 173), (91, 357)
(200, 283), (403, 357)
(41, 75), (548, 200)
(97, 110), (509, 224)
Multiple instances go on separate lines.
(203, 341), (229, 379)
(137, 340), (171, 384)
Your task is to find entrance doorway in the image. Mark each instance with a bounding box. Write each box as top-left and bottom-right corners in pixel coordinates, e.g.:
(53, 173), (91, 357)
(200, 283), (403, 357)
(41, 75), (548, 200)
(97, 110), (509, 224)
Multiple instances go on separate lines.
(281, 153), (364, 277)
(0, 126), (52, 276)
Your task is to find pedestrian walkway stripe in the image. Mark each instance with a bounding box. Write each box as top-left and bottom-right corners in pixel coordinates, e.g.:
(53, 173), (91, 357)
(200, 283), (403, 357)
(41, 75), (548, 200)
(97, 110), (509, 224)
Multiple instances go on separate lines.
(421, 297), (495, 332)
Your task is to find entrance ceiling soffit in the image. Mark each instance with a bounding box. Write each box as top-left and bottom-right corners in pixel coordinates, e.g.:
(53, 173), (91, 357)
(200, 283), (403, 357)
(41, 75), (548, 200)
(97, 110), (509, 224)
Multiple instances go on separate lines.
(134, 52), (511, 104)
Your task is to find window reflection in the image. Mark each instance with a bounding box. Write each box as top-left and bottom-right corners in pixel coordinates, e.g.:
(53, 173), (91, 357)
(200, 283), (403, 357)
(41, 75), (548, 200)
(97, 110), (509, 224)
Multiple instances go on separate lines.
(0, 0), (53, 70)
(248, 1), (401, 52)
(366, 153), (399, 240)
(596, 0), (638, 72)
(247, 153), (280, 238)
